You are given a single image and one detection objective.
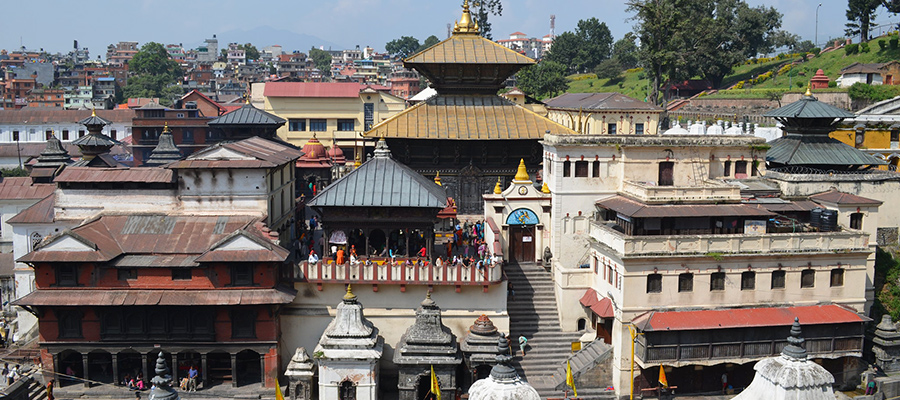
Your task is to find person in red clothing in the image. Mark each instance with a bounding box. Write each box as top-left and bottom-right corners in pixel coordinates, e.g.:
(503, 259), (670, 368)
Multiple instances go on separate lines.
(336, 247), (345, 265)
(417, 246), (427, 258)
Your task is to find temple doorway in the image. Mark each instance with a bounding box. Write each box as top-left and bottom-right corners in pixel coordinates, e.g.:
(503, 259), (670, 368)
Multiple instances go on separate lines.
(509, 226), (535, 263)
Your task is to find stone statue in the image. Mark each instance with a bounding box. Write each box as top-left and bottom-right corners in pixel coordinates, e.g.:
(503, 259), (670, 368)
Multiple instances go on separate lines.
(542, 247), (552, 267)
(149, 352), (178, 400)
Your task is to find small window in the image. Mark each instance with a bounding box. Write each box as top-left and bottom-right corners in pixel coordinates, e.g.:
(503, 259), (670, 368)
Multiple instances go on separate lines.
(741, 271), (755, 290)
(339, 380), (356, 400)
(607, 123), (617, 135)
(678, 273), (693, 292)
(231, 265), (254, 286)
(309, 119), (327, 131)
(183, 128), (194, 144)
(574, 161), (589, 177)
(830, 268), (844, 287)
(592, 161), (600, 177)
(62, 130), (69, 140)
(850, 212), (863, 230)
(231, 309), (256, 338)
(45, 130), (52, 140)
(771, 270), (786, 289)
(176, 113), (185, 118)
(635, 123), (644, 135)
(710, 272), (725, 291)
(646, 273), (662, 293)
(734, 161), (748, 178)
(78, 130), (85, 138)
(117, 269), (137, 281)
(12, 131), (18, 141)
(58, 311), (83, 338)
(289, 119), (306, 131)
(891, 129), (899, 142)
(110, 129), (117, 139)
(801, 269), (815, 288)
(172, 269), (192, 280)
(337, 119), (355, 131)
(563, 160), (571, 177)
(724, 160), (731, 177)
(56, 265), (78, 287)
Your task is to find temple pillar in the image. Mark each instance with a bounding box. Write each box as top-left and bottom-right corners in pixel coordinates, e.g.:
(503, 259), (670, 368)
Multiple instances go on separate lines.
(141, 353), (148, 388)
(201, 353), (208, 388)
(82, 354), (90, 388)
(231, 353), (238, 388)
(111, 354), (119, 386)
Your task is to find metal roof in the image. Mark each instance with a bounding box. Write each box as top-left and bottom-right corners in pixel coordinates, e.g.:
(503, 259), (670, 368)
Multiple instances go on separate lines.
(809, 189), (882, 205)
(596, 195), (774, 218)
(207, 103), (286, 126)
(766, 134), (887, 166)
(167, 136), (303, 169)
(71, 132), (120, 147)
(309, 139), (447, 209)
(544, 92), (662, 111)
(404, 33), (534, 65)
(14, 287), (296, 306)
(0, 109), (135, 124)
(764, 95), (856, 119)
(632, 304), (868, 332)
(0, 177), (54, 200)
(54, 167), (175, 184)
(262, 82), (375, 98)
(579, 288), (613, 318)
(8, 194), (55, 224)
(745, 199), (819, 212)
(365, 94), (577, 140)
(840, 62), (888, 74)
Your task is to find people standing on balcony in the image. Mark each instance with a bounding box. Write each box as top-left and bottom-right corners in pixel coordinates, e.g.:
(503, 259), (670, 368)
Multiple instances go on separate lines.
(308, 250), (319, 264)
(417, 246), (427, 258)
(336, 247), (345, 265)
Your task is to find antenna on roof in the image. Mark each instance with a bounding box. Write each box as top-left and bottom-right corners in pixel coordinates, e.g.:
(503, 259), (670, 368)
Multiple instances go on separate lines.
(447, 23), (452, 39)
(550, 15), (556, 38)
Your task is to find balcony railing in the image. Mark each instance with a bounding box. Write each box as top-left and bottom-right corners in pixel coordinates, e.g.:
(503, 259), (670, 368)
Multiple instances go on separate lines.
(297, 258), (503, 287)
(621, 180), (741, 204)
(590, 221), (869, 257)
(638, 336), (862, 364)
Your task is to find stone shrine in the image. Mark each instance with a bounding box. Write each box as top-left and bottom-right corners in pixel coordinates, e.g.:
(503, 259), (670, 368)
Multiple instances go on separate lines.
(874, 315), (900, 372)
(285, 348), (315, 400)
(394, 292), (463, 400)
(460, 314), (503, 390)
(467, 336), (540, 400)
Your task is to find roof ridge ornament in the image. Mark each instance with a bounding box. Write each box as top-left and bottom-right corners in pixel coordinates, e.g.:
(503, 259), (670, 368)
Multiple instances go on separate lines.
(373, 137), (391, 159)
(454, 0), (480, 34)
(781, 317), (808, 361)
(513, 158), (531, 182)
(494, 177), (502, 194)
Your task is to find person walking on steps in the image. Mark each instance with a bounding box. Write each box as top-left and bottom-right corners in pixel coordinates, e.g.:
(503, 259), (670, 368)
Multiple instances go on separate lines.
(518, 335), (528, 356)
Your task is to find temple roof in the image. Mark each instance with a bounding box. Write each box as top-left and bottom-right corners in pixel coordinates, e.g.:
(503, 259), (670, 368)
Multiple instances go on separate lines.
(167, 136), (303, 169)
(145, 125), (183, 167)
(309, 139), (447, 208)
(32, 135), (72, 169)
(207, 103), (286, 126)
(404, 33), (534, 65)
(766, 134), (886, 166)
(545, 92), (663, 111)
(365, 95), (576, 140)
(394, 293), (462, 365)
(764, 93), (856, 119)
(315, 286), (384, 359)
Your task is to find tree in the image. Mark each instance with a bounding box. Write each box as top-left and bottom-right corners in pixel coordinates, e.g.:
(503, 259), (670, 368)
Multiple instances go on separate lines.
(612, 33), (640, 69)
(516, 60), (569, 99)
(594, 59), (623, 80)
(768, 30), (800, 53)
(124, 42), (183, 105)
(628, 0), (689, 105)
(473, 0), (503, 40)
(545, 18), (614, 74)
(385, 36), (421, 58)
(308, 48), (332, 73)
(846, 0), (880, 42)
(796, 40), (816, 53)
(241, 43), (260, 61)
(417, 35), (441, 53)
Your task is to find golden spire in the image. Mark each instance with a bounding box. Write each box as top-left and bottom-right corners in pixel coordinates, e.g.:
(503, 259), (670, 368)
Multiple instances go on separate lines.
(493, 177), (502, 194)
(514, 158), (530, 182)
(434, 172), (442, 186)
(453, 0), (480, 34)
(805, 84), (812, 97)
(163, 122), (171, 134)
(343, 284), (357, 300)
(354, 148), (362, 169)
(541, 181), (550, 194)
(91, 108), (97, 117)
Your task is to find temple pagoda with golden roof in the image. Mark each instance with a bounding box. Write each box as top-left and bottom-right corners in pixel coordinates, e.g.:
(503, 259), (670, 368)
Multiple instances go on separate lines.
(365, 1), (576, 215)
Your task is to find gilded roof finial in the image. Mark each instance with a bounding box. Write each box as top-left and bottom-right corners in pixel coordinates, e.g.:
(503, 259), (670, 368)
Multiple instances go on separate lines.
(434, 172), (442, 186)
(541, 181), (550, 194)
(344, 284), (357, 301)
(493, 177), (502, 194)
(805, 84), (812, 97)
(514, 158), (530, 182)
(91, 108), (97, 117)
(354, 148), (362, 169)
(162, 122), (171, 134)
(453, 0), (480, 34)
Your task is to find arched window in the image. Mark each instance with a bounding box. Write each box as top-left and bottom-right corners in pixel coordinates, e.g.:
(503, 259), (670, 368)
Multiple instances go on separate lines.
(30, 232), (43, 251)
(339, 380), (356, 400)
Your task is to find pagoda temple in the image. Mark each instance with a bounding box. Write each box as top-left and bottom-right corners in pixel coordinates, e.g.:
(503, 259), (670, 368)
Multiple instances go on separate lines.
(364, 1), (576, 215)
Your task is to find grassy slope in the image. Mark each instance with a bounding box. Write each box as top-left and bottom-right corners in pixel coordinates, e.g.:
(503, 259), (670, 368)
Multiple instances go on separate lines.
(563, 35), (900, 100)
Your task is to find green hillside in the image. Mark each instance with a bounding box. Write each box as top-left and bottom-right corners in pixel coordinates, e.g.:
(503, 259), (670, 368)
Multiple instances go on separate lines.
(564, 34), (900, 100)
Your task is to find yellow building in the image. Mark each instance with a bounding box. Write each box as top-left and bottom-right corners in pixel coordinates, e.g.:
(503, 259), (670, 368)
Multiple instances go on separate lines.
(544, 92), (664, 135)
(250, 81), (407, 153)
(830, 96), (900, 170)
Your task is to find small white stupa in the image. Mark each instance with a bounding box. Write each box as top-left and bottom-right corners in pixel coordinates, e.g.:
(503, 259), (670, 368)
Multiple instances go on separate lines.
(732, 318), (835, 400)
(467, 336), (540, 400)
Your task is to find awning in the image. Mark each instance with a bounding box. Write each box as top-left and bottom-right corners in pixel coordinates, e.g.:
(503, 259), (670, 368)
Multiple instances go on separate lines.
(579, 288), (614, 318)
(13, 286), (297, 306)
(597, 196), (774, 219)
(632, 304), (868, 332)
(328, 230), (347, 244)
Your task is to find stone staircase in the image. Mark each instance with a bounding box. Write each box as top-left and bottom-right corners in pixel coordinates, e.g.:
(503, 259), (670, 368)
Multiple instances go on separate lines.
(505, 262), (602, 399)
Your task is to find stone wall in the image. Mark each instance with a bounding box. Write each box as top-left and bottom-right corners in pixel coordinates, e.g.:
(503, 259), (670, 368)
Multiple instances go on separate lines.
(783, 92), (851, 110)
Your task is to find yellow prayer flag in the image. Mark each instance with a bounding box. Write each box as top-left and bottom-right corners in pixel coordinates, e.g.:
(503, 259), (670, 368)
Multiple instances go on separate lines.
(275, 377), (286, 400)
(431, 365), (442, 400)
(566, 360), (578, 397)
(659, 366), (668, 389)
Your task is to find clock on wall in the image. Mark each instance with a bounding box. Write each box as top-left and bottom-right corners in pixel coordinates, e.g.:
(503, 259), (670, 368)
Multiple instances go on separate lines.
(518, 186), (528, 195)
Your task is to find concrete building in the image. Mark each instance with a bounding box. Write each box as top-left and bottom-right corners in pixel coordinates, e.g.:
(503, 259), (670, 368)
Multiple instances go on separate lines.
(545, 93), (664, 135)
(106, 41), (139, 67)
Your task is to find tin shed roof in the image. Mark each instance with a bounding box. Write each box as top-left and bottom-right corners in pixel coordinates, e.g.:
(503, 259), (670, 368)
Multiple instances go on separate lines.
(167, 136), (303, 169)
(809, 189), (882, 205)
(596, 195), (774, 218)
(14, 287), (296, 306)
(0, 177), (54, 200)
(632, 304), (868, 332)
(207, 103), (286, 126)
(545, 92), (662, 111)
(766, 134), (886, 166)
(54, 167), (175, 184)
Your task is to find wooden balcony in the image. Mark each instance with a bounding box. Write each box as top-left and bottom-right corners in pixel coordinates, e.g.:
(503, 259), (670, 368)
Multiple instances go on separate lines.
(636, 336), (863, 367)
(297, 258), (503, 292)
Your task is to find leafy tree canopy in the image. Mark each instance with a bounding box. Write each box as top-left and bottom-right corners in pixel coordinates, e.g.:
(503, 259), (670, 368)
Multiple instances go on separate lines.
(516, 60), (569, 99)
(124, 42), (183, 105)
(386, 36), (421, 58)
(129, 42), (181, 79)
(545, 18), (614, 74)
(417, 35), (441, 53)
(473, 0), (503, 40)
(612, 33), (640, 70)
(308, 48), (333, 73)
(594, 58), (623, 80)
(846, 0), (880, 42)
(240, 43), (260, 61)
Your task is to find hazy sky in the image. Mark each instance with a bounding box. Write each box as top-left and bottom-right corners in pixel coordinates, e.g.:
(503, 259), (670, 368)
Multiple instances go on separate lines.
(1, 0), (896, 57)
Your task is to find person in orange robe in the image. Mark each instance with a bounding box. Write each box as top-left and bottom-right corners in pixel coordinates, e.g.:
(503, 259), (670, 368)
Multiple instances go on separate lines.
(336, 247), (345, 265)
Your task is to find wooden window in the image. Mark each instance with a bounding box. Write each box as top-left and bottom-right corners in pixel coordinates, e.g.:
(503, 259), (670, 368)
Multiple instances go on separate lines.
(635, 123), (644, 135)
(172, 269), (192, 280)
(678, 273), (693, 292)
(309, 119), (327, 131)
(337, 119), (355, 131)
(231, 309), (257, 338)
(710, 272), (725, 291)
(563, 161), (571, 177)
(658, 162), (674, 186)
(724, 161), (731, 177)
(646, 273), (662, 293)
(231, 265), (254, 286)
(850, 213), (863, 230)
(592, 161), (600, 177)
(58, 310), (83, 338)
(741, 271), (755, 290)
(734, 161), (748, 178)
(62, 130), (69, 140)
(574, 161), (589, 177)
(801, 269), (815, 288)
(830, 268), (844, 287)
(607, 265), (613, 284)
(607, 123), (617, 135)
(56, 265), (78, 287)
(772, 270), (786, 289)
(339, 380), (356, 400)
(117, 269), (137, 281)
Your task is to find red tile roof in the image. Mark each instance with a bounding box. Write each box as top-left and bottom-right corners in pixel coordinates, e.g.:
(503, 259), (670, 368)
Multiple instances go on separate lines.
(809, 189), (882, 206)
(0, 177), (54, 200)
(14, 287), (296, 306)
(0, 109), (136, 124)
(263, 82), (375, 98)
(579, 288), (614, 318)
(632, 304), (867, 332)
(54, 167), (175, 184)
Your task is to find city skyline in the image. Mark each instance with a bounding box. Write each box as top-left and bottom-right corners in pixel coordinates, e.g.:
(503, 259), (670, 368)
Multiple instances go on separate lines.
(2, 0), (890, 57)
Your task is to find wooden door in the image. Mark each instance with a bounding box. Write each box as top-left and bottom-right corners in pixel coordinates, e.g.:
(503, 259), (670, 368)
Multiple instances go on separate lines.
(658, 162), (674, 186)
(509, 226), (535, 262)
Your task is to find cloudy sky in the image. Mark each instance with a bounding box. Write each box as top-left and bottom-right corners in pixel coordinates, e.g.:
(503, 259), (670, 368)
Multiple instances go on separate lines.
(1, 0), (896, 57)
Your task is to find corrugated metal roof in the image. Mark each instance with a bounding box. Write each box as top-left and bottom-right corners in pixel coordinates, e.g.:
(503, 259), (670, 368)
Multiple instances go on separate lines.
(0, 254), (14, 277)
(596, 195), (774, 218)
(14, 287), (296, 306)
(0, 177), (54, 200)
(7, 194), (54, 224)
(207, 103), (286, 126)
(545, 92), (663, 111)
(764, 95), (856, 119)
(841, 62), (887, 74)
(263, 82), (370, 98)
(309, 140), (447, 208)
(54, 167), (175, 184)
(168, 136), (303, 169)
(110, 254), (198, 267)
(579, 288), (613, 318)
(632, 304), (868, 332)
(404, 33), (534, 65)
(365, 94), (577, 140)
(746, 199), (819, 212)
(0, 143), (128, 158)
(809, 189), (882, 205)
(0, 109), (136, 124)
(766, 134), (887, 166)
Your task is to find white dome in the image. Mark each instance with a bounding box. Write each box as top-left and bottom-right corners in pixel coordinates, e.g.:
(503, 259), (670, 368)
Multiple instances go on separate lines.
(706, 124), (725, 135)
(663, 123), (690, 135)
(468, 375), (541, 400)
